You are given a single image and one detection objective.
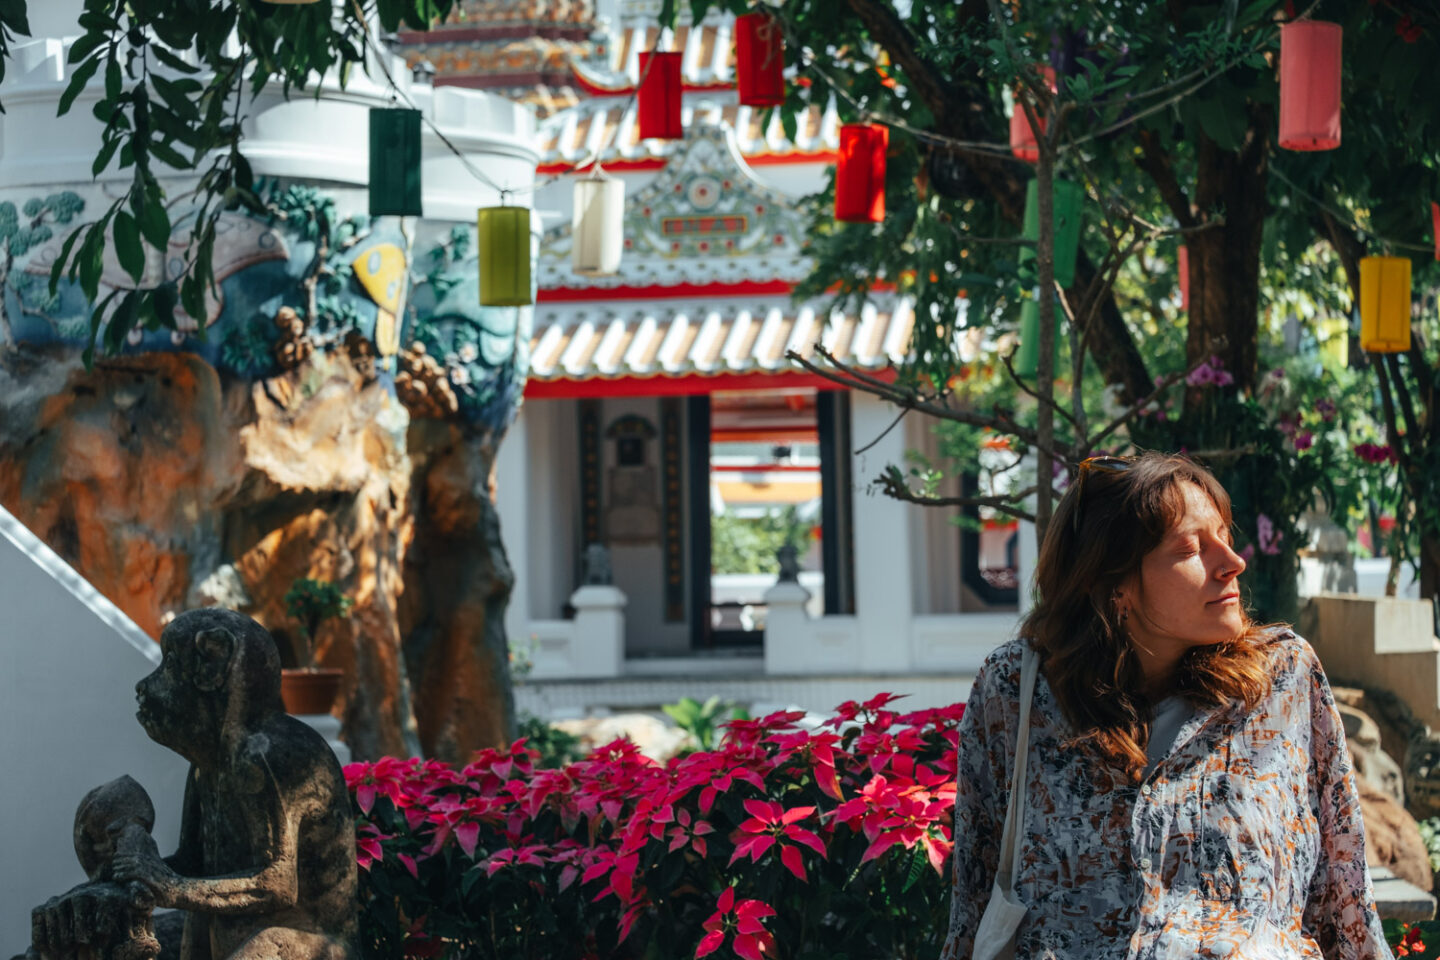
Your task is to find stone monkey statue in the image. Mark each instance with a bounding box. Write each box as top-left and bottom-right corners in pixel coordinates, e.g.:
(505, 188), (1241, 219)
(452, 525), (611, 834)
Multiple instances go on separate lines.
(108, 608), (357, 960)
(27, 776), (164, 960)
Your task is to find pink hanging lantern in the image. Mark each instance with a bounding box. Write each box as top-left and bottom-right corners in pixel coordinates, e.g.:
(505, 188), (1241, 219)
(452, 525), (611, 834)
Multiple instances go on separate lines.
(1009, 67), (1056, 164)
(1278, 20), (1342, 151)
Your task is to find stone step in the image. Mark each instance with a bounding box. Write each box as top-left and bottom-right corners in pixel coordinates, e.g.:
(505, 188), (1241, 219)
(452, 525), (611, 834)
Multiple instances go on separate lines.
(1371, 867), (1437, 924)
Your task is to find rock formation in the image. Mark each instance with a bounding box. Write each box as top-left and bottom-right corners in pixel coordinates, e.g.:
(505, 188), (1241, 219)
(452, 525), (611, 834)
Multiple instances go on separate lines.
(0, 182), (526, 762)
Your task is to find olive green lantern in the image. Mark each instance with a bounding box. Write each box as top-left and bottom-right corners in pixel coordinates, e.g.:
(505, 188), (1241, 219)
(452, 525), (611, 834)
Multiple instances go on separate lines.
(1019, 177), (1084, 289)
(478, 206), (533, 307)
(369, 108), (423, 217)
(1015, 296), (1061, 380)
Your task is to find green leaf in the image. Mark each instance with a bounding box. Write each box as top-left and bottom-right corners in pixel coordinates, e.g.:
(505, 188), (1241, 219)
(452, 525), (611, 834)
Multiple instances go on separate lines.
(58, 54), (101, 117)
(67, 33), (105, 66)
(137, 193), (171, 251)
(781, 105), (798, 144)
(151, 75), (200, 122)
(0, 0), (31, 36)
(92, 136), (120, 178)
(105, 289), (140, 354)
(659, 0), (677, 27)
(113, 209), (144, 283)
(149, 140), (192, 171)
(77, 220), (108, 302)
(48, 226), (84, 296)
(149, 45), (201, 75)
(104, 55), (120, 102)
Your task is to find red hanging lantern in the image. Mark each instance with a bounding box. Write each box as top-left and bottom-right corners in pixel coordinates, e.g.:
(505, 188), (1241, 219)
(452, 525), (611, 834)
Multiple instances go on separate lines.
(1009, 67), (1056, 164)
(1178, 244), (1190, 310)
(835, 123), (888, 223)
(1278, 20), (1342, 151)
(638, 51), (683, 140)
(736, 11), (785, 108)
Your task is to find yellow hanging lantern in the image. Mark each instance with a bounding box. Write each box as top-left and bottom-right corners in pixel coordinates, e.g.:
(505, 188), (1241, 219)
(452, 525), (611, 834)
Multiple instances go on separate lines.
(477, 205), (533, 307)
(1358, 256), (1411, 353)
(572, 168), (625, 277)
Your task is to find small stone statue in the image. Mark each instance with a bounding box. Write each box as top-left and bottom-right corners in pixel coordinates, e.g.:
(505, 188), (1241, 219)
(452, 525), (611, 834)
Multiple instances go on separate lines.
(582, 543), (613, 586)
(775, 545), (801, 584)
(26, 609), (357, 960)
(27, 776), (163, 960)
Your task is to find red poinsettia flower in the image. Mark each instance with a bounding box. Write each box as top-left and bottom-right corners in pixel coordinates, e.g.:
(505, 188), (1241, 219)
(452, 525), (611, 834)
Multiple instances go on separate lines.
(696, 887), (778, 960)
(730, 799), (827, 881)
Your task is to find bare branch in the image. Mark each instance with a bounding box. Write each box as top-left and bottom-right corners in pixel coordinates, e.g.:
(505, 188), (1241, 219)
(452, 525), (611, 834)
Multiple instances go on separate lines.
(874, 469), (1039, 524)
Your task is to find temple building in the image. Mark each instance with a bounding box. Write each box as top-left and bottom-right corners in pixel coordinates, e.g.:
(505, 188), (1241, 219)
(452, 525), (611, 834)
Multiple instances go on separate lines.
(404, 1), (1030, 708)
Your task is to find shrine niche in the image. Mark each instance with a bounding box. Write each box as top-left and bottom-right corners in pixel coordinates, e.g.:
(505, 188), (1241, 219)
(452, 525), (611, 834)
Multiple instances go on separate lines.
(605, 415), (660, 544)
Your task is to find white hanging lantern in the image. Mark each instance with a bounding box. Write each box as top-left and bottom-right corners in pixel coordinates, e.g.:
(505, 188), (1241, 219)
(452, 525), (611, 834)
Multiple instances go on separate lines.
(571, 167), (625, 277)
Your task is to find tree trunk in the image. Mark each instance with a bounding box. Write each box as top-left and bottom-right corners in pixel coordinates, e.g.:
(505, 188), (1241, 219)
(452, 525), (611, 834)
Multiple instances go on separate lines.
(1186, 112), (1272, 405)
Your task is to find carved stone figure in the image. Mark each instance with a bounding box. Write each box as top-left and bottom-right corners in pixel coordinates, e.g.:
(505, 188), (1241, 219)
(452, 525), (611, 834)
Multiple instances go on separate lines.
(581, 543), (613, 586)
(27, 776), (164, 960)
(25, 609), (357, 960)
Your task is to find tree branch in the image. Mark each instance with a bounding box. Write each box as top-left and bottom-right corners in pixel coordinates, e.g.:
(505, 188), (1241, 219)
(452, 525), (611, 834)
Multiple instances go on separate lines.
(1135, 128), (1195, 228)
(874, 468), (1039, 524)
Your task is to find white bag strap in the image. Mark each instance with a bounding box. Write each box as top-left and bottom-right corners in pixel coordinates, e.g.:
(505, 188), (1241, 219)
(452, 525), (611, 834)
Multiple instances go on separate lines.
(995, 646), (1039, 891)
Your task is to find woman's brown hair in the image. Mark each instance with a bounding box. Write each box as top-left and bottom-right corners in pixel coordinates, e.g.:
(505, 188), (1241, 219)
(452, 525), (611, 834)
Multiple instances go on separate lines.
(1019, 450), (1283, 778)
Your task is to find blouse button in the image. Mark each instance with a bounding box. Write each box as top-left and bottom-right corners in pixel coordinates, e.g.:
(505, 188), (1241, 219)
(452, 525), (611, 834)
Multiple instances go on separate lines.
(1141, 783), (1152, 796)
(1139, 857), (1152, 870)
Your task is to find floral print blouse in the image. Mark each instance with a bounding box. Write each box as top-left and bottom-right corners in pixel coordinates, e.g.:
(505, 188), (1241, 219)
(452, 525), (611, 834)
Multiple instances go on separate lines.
(941, 629), (1392, 960)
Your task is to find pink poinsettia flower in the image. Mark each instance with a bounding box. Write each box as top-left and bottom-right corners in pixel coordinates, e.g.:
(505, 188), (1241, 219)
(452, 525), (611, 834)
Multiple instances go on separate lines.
(767, 729), (845, 800)
(667, 807), (716, 857)
(696, 887), (778, 960)
(729, 799), (827, 882)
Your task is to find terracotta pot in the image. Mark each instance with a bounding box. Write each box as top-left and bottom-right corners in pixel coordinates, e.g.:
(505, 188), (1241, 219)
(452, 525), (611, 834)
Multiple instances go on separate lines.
(280, 667), (344, 716)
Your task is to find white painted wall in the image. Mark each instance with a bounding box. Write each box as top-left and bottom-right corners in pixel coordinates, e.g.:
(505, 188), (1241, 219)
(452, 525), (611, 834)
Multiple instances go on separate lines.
(495, 407), (531, 649)
(0, 507), (189, 956)
(523, 398), (580, 620)
(848, 392), (917, 672)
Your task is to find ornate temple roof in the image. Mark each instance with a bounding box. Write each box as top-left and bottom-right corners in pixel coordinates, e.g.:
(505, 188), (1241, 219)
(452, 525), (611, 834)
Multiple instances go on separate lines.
(527, 294), (912, 383)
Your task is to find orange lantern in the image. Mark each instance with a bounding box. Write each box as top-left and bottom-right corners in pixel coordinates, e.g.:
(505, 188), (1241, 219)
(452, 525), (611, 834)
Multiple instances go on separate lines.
(736, 11), (785, 107)
(1178, 244), (1190, 310)
(835, 123), (888, 223)
(1278, 20), (1342, 151)
(638, 51), (683, 140)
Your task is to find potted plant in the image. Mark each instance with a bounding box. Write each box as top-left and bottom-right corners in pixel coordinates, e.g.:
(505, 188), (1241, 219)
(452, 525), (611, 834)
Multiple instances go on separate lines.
(279, 577), (352, 716)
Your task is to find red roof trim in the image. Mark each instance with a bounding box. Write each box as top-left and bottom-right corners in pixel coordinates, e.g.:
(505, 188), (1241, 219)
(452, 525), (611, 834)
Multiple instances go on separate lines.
(523, 369), (896, 399)
(535, 149), (833, 176)
(570, 67), (735, 99)
(537, 279), (794, 302)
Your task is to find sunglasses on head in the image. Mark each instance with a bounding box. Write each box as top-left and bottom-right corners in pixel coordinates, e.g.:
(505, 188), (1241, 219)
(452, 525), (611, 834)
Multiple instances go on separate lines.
(1070, 455), (1136, 535)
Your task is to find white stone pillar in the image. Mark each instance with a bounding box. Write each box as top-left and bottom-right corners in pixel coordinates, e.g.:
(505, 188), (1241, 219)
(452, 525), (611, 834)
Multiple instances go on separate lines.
(849, 392), (915, 672)
(495, 408), (529, 650)
(569, 584), (627, 678)
(762, 579), (813, 675)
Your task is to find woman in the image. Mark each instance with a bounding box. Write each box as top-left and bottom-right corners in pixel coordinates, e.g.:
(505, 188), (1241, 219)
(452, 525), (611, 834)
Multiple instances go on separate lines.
(941, 452), (1391, 959)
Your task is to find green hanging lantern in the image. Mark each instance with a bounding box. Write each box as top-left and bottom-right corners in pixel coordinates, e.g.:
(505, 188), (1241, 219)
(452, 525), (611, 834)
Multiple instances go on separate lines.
(1015, 296), (1062, 379)
(478, 206), (533, 307)
(369, 108), (423, 217)
(1019, 178), (1084, 289)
